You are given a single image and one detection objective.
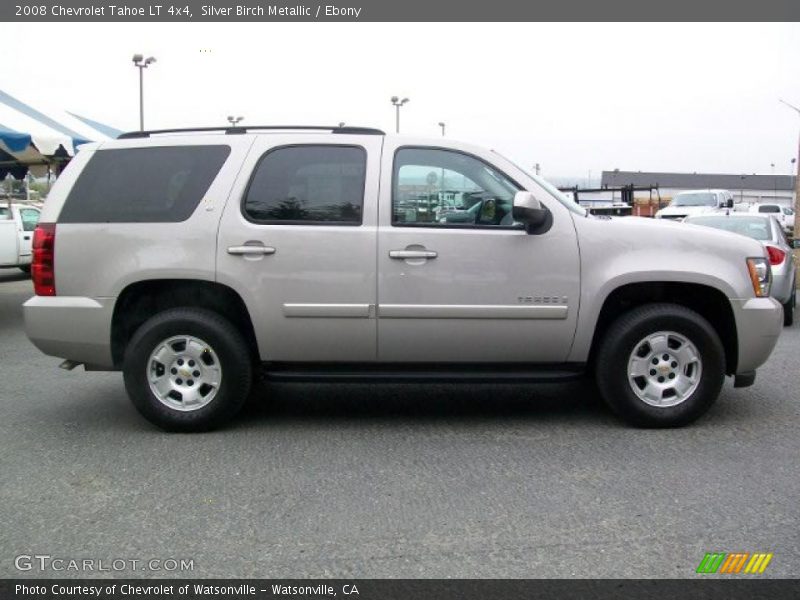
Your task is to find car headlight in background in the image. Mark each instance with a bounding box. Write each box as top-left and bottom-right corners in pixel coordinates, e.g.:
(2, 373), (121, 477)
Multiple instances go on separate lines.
(746, 257), (772, 297)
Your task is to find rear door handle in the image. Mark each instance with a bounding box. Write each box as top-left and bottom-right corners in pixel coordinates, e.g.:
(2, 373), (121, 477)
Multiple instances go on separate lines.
(227, 245), (276, 256)
(389, 250), (438, 259)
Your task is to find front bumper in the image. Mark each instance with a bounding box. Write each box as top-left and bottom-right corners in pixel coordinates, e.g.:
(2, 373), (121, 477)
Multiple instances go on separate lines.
(23, 295), (116, 369)
(731, 296), (783, 374)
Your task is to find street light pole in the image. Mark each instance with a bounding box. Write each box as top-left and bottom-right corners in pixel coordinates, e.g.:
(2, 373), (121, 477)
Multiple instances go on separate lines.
(138, 67), (143, 131)
(438, 122), (446, 136)
(227, 116), (244, 127)
(390, 96), (409, 133)
(132, 54), (156, 131)
(779, 99), (800, 240)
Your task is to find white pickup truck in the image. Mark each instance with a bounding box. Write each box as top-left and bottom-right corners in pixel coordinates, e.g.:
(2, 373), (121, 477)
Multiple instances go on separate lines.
(654, 189), (735, 221)
(0, 203), (41, 273)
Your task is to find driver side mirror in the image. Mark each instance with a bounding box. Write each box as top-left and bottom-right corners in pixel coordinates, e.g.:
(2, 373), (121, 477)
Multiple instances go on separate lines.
(512, 191), (549, 234)
(724, 198), (734, 209)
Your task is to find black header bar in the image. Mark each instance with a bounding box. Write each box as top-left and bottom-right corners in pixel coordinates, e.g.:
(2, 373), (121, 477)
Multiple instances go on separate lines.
(3, 0), (799, 22)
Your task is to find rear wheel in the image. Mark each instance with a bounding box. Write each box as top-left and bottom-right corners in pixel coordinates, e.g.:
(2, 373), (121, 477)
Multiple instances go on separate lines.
(595, 303), (725, 427)
(19, 265), (30, 274)
(123, 308), (253, 432)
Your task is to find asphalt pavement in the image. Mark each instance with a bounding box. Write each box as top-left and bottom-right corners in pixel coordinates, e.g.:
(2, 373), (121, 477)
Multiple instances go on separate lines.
(1, 268), (798, 578)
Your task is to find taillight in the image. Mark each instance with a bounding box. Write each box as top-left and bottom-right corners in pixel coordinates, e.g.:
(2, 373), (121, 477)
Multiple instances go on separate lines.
(765, 245), (786, 266)
(32, 223), (56, 296)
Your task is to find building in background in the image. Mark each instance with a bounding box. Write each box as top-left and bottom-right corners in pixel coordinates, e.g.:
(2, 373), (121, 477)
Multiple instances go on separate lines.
(601, 171), (796, 206)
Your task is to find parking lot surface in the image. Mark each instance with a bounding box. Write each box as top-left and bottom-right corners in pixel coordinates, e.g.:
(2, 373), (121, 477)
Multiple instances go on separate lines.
(1, 269), (798, 578)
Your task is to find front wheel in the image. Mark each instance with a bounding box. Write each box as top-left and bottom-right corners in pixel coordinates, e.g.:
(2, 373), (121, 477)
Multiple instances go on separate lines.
(595, 303), (725, 428)
(123, 308), (253, 432)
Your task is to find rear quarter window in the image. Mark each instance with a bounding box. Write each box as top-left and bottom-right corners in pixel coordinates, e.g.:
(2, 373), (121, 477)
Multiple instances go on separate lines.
(58, 145), (231, 223)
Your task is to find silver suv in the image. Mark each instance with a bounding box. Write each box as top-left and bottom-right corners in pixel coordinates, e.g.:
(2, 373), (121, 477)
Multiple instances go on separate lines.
(23, 126), (784, 431)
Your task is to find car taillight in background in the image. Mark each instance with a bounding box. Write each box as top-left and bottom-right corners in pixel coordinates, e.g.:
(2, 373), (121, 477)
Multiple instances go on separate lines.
(765, 246), (786, 266)
(32, 223), (56, 296)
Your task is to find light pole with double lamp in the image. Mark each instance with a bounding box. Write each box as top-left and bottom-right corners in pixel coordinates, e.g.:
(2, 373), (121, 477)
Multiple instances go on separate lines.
(390, 96), (409, 133)
(227, 116), (244, 127)
(132, 54), (156, 131)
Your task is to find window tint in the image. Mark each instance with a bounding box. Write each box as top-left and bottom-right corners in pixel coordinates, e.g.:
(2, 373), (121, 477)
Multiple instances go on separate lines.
(59, 146), (231, 223)
(393, 148), (520, 227)
(19, 208), (40, 231)
(758, 205), (780, 213)
(244, 145), (366, 224)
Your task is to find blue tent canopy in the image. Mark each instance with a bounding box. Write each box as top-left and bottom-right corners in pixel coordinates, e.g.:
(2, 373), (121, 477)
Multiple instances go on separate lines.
(0, 89), (120, 179)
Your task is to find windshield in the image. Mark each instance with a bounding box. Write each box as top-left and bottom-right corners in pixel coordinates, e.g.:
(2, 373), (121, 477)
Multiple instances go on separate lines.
(672, 192), (717, 207)
(492, 151), (587, 216)
(687, 216), (772, 241)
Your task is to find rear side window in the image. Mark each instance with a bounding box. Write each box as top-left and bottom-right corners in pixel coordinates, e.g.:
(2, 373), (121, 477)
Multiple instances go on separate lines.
(243, 145), (366, 225)
(59, 146), (231, 223)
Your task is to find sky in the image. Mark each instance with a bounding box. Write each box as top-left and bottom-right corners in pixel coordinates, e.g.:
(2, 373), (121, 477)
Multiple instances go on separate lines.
(2, 22), (799, 180)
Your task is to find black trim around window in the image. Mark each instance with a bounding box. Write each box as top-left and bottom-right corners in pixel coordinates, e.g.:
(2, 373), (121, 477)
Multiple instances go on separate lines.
(391, 145), (530, 230)
(241, 143), (368, 226)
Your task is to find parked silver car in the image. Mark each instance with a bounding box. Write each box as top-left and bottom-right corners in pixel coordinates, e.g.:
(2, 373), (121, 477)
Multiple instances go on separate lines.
(684, 213), (796, 326)
(22, 125), (784, 431)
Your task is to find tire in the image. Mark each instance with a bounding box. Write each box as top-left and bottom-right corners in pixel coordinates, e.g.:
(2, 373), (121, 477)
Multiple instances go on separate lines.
(783, 285), (795, 327)
(595, 303), (725, 428)
(123, 308), (253, 432)
(19, 265), (31, 274)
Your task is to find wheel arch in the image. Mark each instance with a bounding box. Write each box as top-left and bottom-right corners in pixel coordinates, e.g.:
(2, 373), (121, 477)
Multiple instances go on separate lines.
(111, 279), (259, 368)
(585, 281), (738, 375)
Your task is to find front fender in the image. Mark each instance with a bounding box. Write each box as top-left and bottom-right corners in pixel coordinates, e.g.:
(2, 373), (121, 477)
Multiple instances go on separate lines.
(567, 216), (758, 362)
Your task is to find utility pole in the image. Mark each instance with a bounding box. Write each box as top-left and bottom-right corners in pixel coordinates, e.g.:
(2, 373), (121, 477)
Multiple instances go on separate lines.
(438, 122), (446, 136)
(779, 100), (800, 241)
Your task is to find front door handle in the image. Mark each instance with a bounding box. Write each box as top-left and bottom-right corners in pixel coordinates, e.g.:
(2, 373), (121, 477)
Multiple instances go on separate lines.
(389, 250), (438, 260)
(227, 245), (276, 256)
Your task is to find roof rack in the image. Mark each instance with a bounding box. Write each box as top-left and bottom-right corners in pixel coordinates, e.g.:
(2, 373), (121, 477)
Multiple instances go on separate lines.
(117, 125), (385, 139)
